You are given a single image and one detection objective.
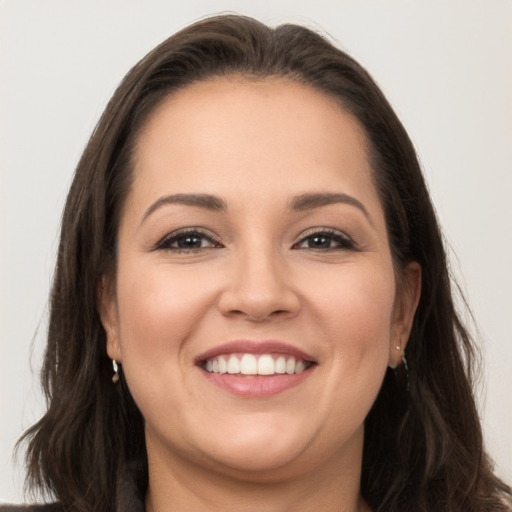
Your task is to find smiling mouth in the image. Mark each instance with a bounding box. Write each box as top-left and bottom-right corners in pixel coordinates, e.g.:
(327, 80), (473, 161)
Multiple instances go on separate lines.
(196, 342), (317, 397)
(202, 353), (314, 376)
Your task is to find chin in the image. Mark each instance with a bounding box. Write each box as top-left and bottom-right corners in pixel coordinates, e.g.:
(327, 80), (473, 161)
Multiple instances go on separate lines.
(191, 418), (317, 478)
(205, 447), (309, 482)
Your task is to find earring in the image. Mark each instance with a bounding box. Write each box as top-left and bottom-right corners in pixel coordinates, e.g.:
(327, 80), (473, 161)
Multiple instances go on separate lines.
(394, 344), (409, 392)
(401, 352), (408, 371)
(112, 359), (120, 383)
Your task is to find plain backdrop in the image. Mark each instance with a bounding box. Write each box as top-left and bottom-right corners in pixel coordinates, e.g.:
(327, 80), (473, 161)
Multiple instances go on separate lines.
(1, 0), (511, 504)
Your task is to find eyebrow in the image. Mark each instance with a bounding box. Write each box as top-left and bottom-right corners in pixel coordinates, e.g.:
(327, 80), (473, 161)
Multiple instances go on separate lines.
(140, 191), (371, 225)
(289, 192), (371, 221)
(141, 193), (227, 224)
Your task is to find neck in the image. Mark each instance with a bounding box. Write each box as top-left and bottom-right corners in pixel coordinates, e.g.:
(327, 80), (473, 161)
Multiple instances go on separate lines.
(144, 429), (371, 512)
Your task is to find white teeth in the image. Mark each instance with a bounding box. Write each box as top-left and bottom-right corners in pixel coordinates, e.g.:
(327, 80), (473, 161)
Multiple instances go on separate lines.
(204, 353), (310, 376)
(240, 354), (257, 375)
(295, 360), (306, 374)
(218, 356), (227, 374)
(227, 355), (241, 374)
(286, 357), (296, 375)
(275, 356), (286, 374)
(257, 354), (275, 375)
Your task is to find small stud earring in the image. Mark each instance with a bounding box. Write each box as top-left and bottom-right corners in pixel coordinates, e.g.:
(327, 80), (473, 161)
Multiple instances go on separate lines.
(112, 359), (120, 383)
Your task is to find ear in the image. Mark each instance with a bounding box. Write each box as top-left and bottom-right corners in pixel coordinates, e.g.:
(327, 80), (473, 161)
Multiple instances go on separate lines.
(388, 261), (421, 368)
(98, 274), (122, 362)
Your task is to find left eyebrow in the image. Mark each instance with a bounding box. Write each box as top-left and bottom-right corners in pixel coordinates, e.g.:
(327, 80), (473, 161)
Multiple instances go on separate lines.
(289, 192), (372, 223)
(140, 193), (227, 226)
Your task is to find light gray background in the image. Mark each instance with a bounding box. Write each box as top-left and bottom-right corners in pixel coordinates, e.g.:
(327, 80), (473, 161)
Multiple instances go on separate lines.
(1, 0), (511, 504)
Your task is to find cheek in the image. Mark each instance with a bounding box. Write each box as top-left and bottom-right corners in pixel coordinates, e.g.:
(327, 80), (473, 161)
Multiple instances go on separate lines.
(309, 262), (395, 337)
(306, 261), (396, 384)
(115, 263), (217, 366)
(316, 270), (395, 429)
(113, 262), (224, 426)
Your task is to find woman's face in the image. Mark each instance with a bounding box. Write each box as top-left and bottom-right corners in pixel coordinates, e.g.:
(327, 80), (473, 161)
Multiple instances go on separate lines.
(102, 78), (419, 481)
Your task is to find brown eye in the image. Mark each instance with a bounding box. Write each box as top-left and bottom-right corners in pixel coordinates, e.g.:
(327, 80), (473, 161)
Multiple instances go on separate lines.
(305, 235), (333, 249)
(155, 229), (222, 252)
(295, 230), (356, 251)
(174, 234), (206, 249)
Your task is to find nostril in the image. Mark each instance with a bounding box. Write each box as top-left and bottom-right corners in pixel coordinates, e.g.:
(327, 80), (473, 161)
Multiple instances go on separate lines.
(217, 266), (301, 321)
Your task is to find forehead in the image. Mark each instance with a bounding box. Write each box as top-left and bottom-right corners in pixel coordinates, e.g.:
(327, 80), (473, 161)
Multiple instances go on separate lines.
(130, 77), (380, 216)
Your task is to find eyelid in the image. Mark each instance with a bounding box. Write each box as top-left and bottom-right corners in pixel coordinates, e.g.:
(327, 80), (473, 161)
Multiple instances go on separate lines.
(152, 227), (222, 252)
(293, 227), (357, 250)
(151, 226), (356, 252)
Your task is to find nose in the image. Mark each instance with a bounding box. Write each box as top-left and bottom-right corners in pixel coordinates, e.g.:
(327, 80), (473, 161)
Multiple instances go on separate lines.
(218, 248), (301, 322)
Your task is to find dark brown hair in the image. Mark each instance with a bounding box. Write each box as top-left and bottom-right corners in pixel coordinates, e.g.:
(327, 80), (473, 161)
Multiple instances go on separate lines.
(20, 14), (511, 512)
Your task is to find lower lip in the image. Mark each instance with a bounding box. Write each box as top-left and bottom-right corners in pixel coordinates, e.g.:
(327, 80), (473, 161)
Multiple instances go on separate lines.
(200, 368), (315, 398)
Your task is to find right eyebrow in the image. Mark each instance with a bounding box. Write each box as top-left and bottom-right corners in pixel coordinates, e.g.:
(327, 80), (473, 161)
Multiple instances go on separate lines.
(289, 192), (373, 225)
(140, 193), (227, 225)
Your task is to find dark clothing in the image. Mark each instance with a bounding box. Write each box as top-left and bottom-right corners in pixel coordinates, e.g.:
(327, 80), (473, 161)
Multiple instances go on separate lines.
(1, 500), (144, 512)
(1, 500), (145, 512)
(0, 507), (62, 512)
(1, 462), (145, 512)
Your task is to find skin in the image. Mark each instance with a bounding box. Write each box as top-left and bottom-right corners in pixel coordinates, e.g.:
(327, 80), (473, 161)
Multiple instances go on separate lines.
(101, 78), (421, 512)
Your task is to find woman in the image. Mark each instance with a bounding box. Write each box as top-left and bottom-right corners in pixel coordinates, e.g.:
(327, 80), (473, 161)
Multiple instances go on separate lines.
(8, 14), (511, 512)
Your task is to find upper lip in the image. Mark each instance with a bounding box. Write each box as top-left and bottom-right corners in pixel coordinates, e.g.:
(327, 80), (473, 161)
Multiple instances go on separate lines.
(194, 340), (317, 365)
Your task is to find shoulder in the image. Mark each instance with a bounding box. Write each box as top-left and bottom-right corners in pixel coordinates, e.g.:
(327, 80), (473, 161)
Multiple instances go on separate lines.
(0, 505), (63, 512)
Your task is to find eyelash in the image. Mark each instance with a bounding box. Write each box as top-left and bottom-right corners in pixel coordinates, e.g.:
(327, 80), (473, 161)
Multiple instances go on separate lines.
(153, 228), (356, 254)
(153, 228), (222, 253)
(292, 228), (356, 252)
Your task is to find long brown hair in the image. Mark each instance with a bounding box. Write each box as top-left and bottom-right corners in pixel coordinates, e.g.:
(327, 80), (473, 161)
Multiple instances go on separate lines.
(20, 14), (511, 512)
